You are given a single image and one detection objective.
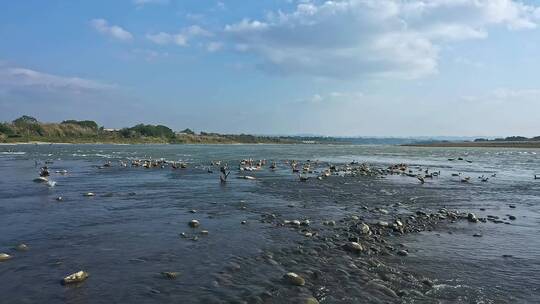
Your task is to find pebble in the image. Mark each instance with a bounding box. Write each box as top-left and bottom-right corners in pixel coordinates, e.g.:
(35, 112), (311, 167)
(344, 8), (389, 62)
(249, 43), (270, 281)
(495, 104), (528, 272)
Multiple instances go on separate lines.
(62, 270), (89, 285)
(397, 250), (408, 256)
(161, 272), (179, 279)
(467, 213), (478, 223)
(422, 279), (434, 288)
(0, 253), (12, 262)
(344, 242), (364, 253)
(284, 272), (305, 286)
(358, 223), (371, 234)
(188, 220), (200, 228)
(15, 244), (29, 251)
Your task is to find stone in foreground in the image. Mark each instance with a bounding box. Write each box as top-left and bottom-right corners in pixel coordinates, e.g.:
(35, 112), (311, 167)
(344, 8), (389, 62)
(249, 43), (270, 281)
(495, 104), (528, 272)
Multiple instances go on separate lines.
(0, 253), (12, 262)
(62, 271), (89, 285)
(284, 272), (305, 286)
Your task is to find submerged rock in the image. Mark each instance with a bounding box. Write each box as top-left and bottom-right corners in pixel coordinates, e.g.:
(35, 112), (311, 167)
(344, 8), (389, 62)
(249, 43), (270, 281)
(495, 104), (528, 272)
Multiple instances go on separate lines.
(15, 244), (29, 251)
(161, 272), (179, 279)
(62, 270), (89, 285)
(284, 272), (305, 286)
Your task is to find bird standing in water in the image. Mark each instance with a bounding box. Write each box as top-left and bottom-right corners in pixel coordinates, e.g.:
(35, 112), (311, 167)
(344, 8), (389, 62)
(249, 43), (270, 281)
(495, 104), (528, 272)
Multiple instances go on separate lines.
(220, 165), (230, 183)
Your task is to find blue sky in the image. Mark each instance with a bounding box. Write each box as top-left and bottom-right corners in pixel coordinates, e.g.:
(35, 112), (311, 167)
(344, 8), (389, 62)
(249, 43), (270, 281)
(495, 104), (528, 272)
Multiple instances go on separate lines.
(1, 0), (540, 136)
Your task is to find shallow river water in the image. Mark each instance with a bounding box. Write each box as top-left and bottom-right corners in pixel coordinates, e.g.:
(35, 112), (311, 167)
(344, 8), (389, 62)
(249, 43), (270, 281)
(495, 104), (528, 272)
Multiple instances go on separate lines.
(0, 144), (539, 303)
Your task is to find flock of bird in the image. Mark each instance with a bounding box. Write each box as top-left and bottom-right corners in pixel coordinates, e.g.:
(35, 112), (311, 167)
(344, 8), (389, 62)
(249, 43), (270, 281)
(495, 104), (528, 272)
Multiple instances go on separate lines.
(32, 156), (540, 189)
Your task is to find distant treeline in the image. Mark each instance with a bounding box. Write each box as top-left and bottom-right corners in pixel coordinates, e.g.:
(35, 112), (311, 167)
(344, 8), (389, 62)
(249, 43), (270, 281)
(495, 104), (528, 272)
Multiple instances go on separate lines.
(0, 115), (299, 144)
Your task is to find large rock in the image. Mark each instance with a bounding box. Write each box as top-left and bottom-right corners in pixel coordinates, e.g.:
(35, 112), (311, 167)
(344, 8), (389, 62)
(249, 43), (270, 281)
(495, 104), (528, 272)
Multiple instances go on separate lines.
(188, 220), (200, 228)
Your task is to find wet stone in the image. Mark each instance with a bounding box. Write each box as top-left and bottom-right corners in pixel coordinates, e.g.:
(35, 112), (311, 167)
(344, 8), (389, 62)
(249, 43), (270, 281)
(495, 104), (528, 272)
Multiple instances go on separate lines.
(284, 272), (305, 286)
(161, 272), (179, 279)
(15, 244), (29, 251)
(397, 250), (408, 256)
(467, 213), (478, 223)
(188, 220), (200, 228)
(422, 279), (434, 288)
(303, 297), (319, 304)
(344, 242), (364, 253)
(0, 253), (12, 262)
(62, 270), (89, 285)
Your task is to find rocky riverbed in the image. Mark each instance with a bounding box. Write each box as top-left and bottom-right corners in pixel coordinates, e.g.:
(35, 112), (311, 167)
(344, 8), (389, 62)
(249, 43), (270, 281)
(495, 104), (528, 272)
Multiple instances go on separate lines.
(1, 144), (539, 303)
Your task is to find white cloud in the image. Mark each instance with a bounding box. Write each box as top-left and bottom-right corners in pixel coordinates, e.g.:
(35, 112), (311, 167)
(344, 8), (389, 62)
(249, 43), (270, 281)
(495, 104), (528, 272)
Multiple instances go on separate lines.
(0, 67), (114, 91)
(90, 19), (133, 41)
(224, 0), (540, 78)
(147, 25), (212, 46)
